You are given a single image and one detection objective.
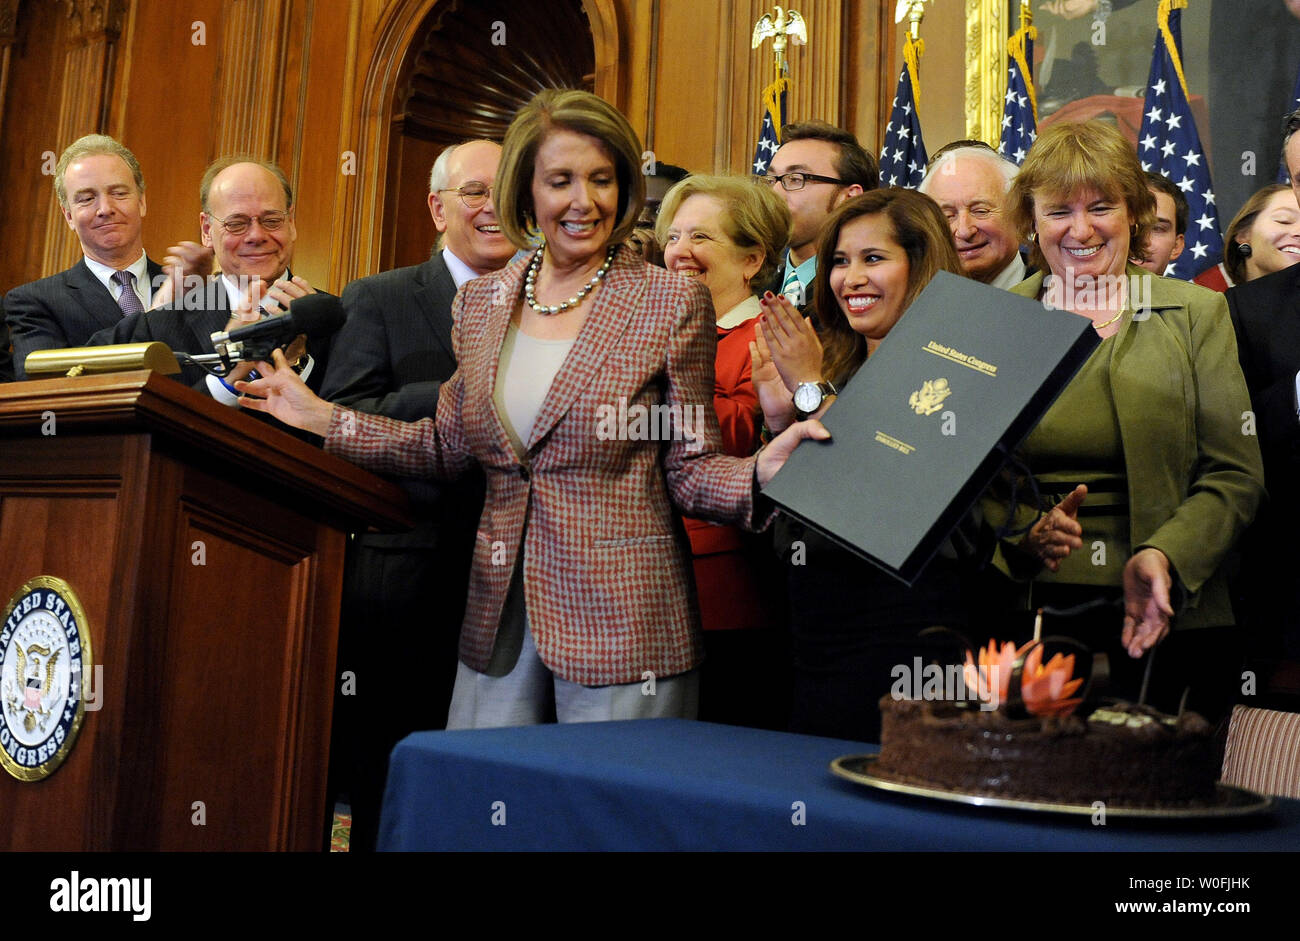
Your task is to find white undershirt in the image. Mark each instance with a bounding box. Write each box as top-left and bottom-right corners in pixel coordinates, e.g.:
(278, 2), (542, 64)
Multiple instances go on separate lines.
(442, 247), (479, 288)
(83, 252), (151, 310)
(495, 323), (575, 453)
(989, 253), (1028, 291)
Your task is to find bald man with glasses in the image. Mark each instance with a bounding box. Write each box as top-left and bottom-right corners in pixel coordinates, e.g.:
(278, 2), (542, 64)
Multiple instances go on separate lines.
(89, 157), (337, 417)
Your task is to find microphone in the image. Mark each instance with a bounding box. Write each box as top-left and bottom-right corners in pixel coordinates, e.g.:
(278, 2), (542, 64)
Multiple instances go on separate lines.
(209, 293), (344, 363)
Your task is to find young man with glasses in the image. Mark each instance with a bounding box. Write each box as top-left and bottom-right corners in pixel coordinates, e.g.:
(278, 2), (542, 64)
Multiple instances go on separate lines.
(89, 158), (337, 413)
(761, 121), (877, 314)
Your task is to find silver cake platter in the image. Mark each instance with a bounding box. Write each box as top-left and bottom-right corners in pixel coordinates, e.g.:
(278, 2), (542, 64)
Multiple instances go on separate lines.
(831, 754), (1274, 819)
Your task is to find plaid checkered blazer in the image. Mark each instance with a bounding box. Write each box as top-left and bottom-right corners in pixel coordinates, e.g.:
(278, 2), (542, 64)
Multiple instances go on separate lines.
(326, 245), (767, 686)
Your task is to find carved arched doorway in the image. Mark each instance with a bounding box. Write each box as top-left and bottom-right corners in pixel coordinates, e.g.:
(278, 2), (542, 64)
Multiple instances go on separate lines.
(381, 0), (596, 271)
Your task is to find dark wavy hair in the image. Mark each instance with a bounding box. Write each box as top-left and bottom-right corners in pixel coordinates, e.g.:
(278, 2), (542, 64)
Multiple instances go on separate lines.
(813, 188), (963, 384)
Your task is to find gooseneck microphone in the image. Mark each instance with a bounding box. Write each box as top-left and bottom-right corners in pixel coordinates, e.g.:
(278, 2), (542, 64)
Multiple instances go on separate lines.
(208, 293), (344, 364)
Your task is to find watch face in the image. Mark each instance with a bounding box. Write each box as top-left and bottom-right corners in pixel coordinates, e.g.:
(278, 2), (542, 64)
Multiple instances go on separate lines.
(793, 383), (821, 413)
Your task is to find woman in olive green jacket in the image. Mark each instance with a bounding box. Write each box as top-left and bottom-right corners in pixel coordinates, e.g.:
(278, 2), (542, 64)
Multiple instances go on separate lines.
(983, 121), (1263, 717)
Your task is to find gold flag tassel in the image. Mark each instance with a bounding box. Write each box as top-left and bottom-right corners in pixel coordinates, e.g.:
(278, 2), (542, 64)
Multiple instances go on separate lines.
(904, 34), (924, 109)
(1007, 22), (1039, 123)
(1157, 0), (1191, 101)
(760, 75), (789, 141)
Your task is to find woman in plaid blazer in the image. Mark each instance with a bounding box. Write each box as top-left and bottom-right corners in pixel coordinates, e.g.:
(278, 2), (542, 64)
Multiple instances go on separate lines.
(240, 90), (820, 726)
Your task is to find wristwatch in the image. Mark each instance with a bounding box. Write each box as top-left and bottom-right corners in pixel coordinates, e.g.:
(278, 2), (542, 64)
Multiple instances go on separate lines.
(793, 380), (837, 419)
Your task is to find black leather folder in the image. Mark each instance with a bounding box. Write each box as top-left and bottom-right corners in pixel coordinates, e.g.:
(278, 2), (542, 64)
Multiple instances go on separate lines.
(762, 270), (1100, 585)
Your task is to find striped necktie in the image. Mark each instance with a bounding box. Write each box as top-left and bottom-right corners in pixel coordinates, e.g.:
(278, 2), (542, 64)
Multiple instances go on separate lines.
(781, 264), (804, 307)
(111, 270), (144, 315)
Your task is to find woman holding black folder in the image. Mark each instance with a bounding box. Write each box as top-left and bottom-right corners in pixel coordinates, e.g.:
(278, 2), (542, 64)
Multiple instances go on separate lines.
(754, 188), (972, 743)
(984, 120), (1264, 722)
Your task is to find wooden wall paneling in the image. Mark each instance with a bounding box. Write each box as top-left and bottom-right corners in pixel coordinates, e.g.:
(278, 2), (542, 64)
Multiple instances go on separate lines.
(214, 0), (287, 157)
(709, 0), (736, 173)
(331, 0), (428, 287)
(843, 0), (891, 154)
(277, 0), (354, 290)
(590, 0), (633, 120)
(796, 0), (843, 129)
(388, 133), (439, 272)
(0, 0), (59, 294)
(40, 0), (129, 278)
(0, 0), (16, 148)
(117, 0), (225, 270)
(653, 0), (721, 175)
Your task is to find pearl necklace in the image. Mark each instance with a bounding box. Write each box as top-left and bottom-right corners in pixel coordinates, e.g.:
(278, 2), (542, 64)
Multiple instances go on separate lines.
(524, 245), (615, 315)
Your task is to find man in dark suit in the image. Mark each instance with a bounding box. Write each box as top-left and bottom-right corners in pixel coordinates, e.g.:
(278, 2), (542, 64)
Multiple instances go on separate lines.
(5, 135), (167, 379)
(760, 121), (877, 314)
(89, 157), (333, 407)
(1226, 108), (1300, 659)
(319, 139), (513, 852)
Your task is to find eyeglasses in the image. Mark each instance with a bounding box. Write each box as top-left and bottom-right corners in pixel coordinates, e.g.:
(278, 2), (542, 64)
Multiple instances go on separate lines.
(760, 171), (846, 192)
(212, 211), (290, 236)
(942, 205), (1000, 222)
(438, 181), (493, 208)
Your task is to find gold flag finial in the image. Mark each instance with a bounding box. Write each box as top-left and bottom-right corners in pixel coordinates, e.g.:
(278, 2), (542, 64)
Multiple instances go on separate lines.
(1020, 0), (1033, 30)
(752, 6), (808, 82)
(895, 0), (929, 43)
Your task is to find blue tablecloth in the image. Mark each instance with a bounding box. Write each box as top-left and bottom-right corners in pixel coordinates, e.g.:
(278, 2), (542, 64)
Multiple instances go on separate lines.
(377, 718), (1300, 851)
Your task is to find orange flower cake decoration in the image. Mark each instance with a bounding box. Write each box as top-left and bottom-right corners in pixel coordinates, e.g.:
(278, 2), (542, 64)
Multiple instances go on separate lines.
(962, 639), (1084, 717)
(1019, 645), (1084, 718)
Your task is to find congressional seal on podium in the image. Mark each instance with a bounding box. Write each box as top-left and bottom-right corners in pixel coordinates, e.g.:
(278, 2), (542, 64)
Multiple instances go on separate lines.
(0, 576), (92, 781)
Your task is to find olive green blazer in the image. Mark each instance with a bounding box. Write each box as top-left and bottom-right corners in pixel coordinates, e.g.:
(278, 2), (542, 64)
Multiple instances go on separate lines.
(986, 264), (1265, 630)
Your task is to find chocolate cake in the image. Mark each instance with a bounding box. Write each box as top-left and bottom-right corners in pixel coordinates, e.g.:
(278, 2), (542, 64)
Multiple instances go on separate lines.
(874, 696), (1219, 807)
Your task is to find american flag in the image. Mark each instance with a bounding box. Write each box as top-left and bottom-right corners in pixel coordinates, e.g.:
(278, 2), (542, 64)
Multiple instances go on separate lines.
(751, 78), (787, 176)
(878, 37), (927, 188)
(998, 21), (1037, 165)
(1136, 1), (1222, 280)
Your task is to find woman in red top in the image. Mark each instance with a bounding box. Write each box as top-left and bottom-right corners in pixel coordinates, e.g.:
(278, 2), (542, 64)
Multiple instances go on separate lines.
(657, 174), (792, 726)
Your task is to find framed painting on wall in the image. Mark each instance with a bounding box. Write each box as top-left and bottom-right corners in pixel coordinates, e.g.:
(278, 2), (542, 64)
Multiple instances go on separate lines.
(965, 0), (1300, 223)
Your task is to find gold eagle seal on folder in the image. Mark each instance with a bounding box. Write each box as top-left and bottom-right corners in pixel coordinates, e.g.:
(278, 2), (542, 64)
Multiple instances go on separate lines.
(908, 378), (951, 416)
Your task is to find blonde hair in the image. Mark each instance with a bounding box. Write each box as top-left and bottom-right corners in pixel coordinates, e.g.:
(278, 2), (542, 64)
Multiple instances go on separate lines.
(495, 89), (645, 250)
(654, 174), (792, 290)
(1008, 121), (1156, 270)
(55, 134), (145, 208)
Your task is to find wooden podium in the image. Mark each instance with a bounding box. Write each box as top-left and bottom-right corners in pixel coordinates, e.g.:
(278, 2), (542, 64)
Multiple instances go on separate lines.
(0, 372), (411, 851)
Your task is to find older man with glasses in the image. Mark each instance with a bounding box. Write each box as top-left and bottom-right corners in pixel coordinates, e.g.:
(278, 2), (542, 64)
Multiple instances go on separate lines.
(760, 121), (878, 315)
(89, 157), (337, 424)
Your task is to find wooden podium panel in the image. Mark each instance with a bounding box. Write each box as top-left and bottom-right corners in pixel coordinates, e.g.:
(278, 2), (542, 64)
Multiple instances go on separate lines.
(0, 372), (411, 851)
